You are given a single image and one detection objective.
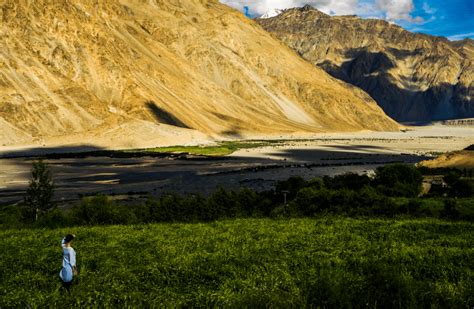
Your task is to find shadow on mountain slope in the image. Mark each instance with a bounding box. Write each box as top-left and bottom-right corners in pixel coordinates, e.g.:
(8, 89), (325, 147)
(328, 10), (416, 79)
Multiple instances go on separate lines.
(318, 48), (473, 122)
(146, 101), (190, 129)
(0, 145), (105, 159)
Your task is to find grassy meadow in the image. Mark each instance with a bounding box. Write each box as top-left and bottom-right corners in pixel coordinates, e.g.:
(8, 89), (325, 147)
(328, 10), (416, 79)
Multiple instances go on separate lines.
(127, 141), (274, 156)
(1, 217), (473, 307)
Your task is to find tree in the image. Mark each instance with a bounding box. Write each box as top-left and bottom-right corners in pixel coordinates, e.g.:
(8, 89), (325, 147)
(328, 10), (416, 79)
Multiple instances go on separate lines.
(24, 160), (54, 220)
(373, 164), (423, 197)
(443, 170), (461, 187)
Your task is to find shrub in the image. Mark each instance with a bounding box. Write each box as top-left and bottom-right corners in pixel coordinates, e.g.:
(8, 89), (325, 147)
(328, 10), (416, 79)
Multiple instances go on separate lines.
(275, 177), (307, 201)
(397, 199), (423, 216)
(323, 173), (371, 191)
(71, 195), (132, 225)
(0, 205), (23, 228)
(235, 188), (266, 217)
(291, 187), (332, 216)
(406, 199), (422, 215)
(329, 189), (355, 213)
(129, 202), (153, 223)
(306, 178), (324, 190)
(148, 193), (184, 222)
(182, 194), (208, 222)
(443, 170), (462, 187)
(206, 188), (237, 220)
(450, 179), (473, 198)
(440, 199), (460, 219)
(36, 207), (70, 228)
(373, 164), (422, 197)
(352, 186), (397, 216)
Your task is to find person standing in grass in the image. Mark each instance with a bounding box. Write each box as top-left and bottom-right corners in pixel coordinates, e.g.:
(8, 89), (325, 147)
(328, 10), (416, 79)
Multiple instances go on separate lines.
(60, 234), (77, 292)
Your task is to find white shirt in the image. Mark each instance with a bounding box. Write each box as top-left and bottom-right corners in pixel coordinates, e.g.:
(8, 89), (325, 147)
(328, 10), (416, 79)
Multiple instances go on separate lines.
(59, 238), (76, 282)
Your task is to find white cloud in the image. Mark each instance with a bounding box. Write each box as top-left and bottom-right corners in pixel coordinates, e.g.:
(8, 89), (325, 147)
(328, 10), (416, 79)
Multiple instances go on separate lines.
(448, 32), (474, 41)
(422, 2), (436, 14)
(220, 0), (423, 23)
(375, 0), (423, 23)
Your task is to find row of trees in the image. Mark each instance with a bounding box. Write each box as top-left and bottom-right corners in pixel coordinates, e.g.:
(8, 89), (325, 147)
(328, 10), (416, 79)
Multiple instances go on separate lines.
(2, 161), (470, 228)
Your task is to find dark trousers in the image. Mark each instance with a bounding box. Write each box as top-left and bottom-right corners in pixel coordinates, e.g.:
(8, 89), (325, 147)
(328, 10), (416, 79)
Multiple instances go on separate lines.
(62, 280), (73, 292)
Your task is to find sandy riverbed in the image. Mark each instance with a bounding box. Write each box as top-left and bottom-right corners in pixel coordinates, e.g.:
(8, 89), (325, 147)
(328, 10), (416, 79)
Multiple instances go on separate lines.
(0, 125), (472, 205)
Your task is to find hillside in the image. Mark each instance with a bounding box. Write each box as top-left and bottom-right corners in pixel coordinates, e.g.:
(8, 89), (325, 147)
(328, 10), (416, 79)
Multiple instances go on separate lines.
(420, 145), (474, 170)
(0, 0), (399, 149)
(257, 5), (474, 122)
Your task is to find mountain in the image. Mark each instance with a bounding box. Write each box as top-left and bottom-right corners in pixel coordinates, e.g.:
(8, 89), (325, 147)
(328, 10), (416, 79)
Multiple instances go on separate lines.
(0, 0), (400, 148)
(257, 5), (474, 122)
(260, 9), (284, 19)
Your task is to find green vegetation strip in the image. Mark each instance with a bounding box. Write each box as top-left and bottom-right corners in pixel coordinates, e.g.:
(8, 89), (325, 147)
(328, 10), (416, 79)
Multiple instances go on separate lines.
(128, 141), (276, 156)
(1, 218), (473, 307)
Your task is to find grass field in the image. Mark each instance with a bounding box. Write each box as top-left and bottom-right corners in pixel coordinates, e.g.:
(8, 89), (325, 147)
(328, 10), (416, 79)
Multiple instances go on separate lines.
(1, 217), (472, 307)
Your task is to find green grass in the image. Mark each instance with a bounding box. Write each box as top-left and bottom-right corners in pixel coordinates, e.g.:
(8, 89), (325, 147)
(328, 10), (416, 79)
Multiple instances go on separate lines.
(127, 141), (276, 156)
(392, 197), (474, 219)
(1, 218), (473, 307)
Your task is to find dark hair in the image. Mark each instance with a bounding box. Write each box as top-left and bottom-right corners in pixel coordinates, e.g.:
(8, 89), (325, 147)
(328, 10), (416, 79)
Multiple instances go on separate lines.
(64, 234), (75, 243)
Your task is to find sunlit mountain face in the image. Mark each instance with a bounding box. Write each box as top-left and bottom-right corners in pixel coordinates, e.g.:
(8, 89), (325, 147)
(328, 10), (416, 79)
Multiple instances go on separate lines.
(0, 0), (399, 147)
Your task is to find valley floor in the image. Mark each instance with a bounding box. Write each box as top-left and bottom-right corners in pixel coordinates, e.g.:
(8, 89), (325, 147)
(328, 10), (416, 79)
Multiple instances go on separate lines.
(0, 125), (472, 205)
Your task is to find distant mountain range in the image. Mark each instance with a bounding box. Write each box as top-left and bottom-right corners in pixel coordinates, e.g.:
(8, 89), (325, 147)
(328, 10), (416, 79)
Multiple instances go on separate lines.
(0, 1), (399, 148)
(258, 5), (474, 122)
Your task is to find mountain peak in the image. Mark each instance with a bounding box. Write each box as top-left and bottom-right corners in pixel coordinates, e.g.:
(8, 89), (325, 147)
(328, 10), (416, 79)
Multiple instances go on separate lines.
(294, 5), (329, 17)
(260, 8), (283, 19)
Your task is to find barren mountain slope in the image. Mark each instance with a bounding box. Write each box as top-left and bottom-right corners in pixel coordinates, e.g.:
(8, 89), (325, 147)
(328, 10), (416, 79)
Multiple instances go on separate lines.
(420, 150), (474, 170)
(0, 0), (399, 148)
(258, 5), (474, 122)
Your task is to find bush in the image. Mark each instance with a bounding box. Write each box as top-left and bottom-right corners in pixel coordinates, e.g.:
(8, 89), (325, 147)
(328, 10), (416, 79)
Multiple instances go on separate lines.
(181, 194), (208, 222)
(443, 170), (462, 187)
(352, 186), (397, 216)
(206, 188), (237, 220)
(291, 187), (332, 216)
(235, 188), (269, 217)
(36, 207), (70, 228)
(275, 177), (307, 201)
(373, 164), (422, 197)
(71, 195), (133, 225)
(0, 205), (23, 228)
(440, 199), (460, 219)
(148, 193), (184, 222)
(406, 199), (422, 215)
(397, 199), (423, 216)
(323, 173), (371, 191)
(450, 179), (473, 197)
(306, 178), (324, 190)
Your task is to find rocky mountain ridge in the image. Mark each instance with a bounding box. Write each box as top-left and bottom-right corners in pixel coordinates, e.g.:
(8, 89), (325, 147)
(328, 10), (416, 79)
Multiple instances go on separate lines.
(257, 6), (474, 122)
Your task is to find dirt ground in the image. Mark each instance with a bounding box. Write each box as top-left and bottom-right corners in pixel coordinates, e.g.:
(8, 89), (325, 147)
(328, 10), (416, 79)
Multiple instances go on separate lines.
(1, 125), (472, 206)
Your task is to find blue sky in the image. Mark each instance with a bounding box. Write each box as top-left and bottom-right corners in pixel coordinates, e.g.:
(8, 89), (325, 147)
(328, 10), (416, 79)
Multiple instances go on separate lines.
(403, 0), (474, 40)
(220, 0), (474, 40)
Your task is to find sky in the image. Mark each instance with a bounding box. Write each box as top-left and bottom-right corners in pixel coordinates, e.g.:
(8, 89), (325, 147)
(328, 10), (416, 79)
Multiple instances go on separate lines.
(219, 0), (474, 40)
